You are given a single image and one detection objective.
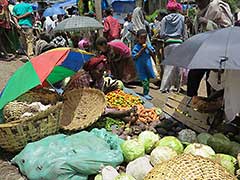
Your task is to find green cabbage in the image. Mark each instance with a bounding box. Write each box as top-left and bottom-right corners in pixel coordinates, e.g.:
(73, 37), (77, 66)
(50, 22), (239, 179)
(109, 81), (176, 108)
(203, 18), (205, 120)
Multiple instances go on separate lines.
(138, 131), (160, 154)
(184, 143), (215, 159)
(215, 154), (237, 174)
(156, 136), (184, 154)
(121, 139), (145, 162)
(197, 133), (213, 145)
(114, 173), (136, 180)
(178, 129), (197, 143)
(150, 146), (177, 166)
(94, 174), (103, 180)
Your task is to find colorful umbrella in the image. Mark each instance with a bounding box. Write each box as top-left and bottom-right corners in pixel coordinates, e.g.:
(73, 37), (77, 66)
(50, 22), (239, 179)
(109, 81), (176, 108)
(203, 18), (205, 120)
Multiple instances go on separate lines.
(0, 48), (93, 109)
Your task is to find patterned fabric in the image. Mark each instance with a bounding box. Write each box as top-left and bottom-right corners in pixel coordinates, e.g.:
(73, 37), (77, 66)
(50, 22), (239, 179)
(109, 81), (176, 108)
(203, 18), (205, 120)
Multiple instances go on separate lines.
(0, 0), (10, 29)
(66, 70), (92, 90)
(66, 70), (104, 91)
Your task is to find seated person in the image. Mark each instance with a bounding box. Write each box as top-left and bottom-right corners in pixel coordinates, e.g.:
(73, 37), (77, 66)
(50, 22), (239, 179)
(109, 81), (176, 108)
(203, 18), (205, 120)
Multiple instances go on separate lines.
(65, 55), (138, 122)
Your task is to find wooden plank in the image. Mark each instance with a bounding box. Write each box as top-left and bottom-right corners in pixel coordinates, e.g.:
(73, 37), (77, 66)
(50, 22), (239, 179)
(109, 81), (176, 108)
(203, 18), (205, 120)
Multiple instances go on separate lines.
(163, 105), (208, 133)
(168, 92), (192, 105)
(166, 98), (210, 127)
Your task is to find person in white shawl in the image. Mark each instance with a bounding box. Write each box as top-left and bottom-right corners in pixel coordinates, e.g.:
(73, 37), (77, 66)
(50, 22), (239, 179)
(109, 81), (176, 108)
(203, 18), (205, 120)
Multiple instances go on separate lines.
(43, 16), (55, 34)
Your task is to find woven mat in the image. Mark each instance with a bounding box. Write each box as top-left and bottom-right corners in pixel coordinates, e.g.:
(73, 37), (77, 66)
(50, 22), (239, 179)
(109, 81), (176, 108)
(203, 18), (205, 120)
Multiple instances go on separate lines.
(60, 88), (106, 131)
(144, 154), (237, 180)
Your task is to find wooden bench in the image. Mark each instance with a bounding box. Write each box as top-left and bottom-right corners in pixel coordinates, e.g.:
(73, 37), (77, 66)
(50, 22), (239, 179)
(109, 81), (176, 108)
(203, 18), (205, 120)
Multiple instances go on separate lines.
(163, 92), (215, 133)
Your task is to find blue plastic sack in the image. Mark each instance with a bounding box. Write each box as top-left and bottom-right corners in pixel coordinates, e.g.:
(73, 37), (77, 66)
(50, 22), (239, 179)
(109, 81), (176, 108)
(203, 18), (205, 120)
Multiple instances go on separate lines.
(12, 129), (124, 180)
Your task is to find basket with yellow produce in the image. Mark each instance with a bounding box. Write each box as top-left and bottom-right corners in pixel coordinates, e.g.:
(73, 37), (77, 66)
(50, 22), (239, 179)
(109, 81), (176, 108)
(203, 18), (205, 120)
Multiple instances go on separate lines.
(106, 89), (143, 110)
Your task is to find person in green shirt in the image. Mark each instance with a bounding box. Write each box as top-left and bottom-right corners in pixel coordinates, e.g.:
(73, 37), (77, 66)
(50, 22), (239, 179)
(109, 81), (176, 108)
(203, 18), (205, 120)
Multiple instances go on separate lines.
(13, 0), (34, 57)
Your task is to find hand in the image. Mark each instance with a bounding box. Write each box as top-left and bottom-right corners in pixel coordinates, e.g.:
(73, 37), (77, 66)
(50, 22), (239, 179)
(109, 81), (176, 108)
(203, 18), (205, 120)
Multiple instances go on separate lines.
(198, 17), (208, 25)
(17, 25), (21, 30)
(142, 44), (147, 49)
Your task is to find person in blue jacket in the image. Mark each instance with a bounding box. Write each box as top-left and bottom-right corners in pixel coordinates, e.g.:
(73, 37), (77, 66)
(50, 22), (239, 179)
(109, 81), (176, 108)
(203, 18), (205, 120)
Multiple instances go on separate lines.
(132, 29), (156, 100)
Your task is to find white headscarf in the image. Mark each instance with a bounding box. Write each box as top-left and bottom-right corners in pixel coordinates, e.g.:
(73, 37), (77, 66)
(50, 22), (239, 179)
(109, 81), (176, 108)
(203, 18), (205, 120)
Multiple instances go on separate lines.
(43, 16), (55, 33)
(132, 7), (146, 32)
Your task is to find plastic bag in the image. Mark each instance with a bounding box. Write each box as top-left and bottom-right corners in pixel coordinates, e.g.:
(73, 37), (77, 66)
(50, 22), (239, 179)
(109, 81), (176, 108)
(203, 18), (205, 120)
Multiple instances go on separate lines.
(126, 156), (153, 180)
(12, 129), (124, 180)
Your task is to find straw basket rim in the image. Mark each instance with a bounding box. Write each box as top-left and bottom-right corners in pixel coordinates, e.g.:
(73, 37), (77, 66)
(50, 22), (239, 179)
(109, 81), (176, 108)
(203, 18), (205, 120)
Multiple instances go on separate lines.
(60, 88), (106, 131)
(0, 102), (62, 152)
(0, 102), (62, 128)
(144, 153), (237, 180)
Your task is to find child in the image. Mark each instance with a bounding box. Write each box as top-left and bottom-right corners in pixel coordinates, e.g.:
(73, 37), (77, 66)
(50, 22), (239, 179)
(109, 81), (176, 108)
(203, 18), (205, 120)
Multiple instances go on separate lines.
(132, 29), (156, 100)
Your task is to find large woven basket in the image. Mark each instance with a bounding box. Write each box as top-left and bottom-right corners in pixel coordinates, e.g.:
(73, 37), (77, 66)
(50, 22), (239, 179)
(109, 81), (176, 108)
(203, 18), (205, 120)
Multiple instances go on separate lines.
(144, 154), (237, 180)
(0, 102), (62, 152)
(0, 160), (27, 180)
(60, 88), (106, 131)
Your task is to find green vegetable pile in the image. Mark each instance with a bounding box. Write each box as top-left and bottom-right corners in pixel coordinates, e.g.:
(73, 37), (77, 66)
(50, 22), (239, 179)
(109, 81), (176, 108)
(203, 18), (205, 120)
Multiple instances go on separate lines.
(90, 117), (125, 131)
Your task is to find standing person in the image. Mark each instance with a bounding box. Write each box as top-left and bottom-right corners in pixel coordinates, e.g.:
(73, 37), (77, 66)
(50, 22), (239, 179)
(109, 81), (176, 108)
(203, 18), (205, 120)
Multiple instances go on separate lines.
(187, 0), (233, 97)
(121, 13), (134, 48)
(132, 29), (156, 100)
(96, 37), (136, 83)
(13, 0), (34, 57)
(0, 0), (15, 60)
(132, 7), (146, 35)
(234, 12), (240, 26)
(159, 0), (186, 92)
(132, 7), (158, 81)
(103, 8), (121, 42)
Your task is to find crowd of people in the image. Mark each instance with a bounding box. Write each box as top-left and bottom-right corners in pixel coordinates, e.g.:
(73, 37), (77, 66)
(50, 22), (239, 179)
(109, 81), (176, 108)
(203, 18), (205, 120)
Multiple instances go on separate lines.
(1, 0), (240, 116)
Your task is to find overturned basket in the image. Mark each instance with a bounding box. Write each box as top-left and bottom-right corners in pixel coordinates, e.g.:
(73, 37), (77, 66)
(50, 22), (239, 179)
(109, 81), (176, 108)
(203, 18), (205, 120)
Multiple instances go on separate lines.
(60, 88), (106, 131)
(144, 154), (237, 180)
(0, 102), (62, 152)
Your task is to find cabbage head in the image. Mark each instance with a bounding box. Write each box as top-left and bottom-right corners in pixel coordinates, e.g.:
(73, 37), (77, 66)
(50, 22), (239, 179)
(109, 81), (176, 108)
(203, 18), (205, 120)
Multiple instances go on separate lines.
(156, 136), (184, 154)
(121, 139), (145, 162)
(215, 154), (237, 174)
(138, 131), (160, 154)
(150, 146), (178, 166)
(114, 173), (136, 180)
(184, 143), (215, 159)
(94, 174), (103, 180)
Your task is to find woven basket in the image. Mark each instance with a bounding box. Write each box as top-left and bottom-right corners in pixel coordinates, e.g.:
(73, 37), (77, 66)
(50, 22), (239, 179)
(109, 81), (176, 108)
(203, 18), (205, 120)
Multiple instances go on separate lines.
(3, 101), (32, 123)
(17, 88), (60, 105)
(60, 88), (106, 131)
(0, 160), (27, 180)
(0, 102), (62, 152)
(144, 154), (237, 180)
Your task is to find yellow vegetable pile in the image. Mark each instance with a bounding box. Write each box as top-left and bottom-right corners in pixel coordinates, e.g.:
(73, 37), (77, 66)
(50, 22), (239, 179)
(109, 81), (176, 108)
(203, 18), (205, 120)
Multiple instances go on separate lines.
(106, 89), (142, 109)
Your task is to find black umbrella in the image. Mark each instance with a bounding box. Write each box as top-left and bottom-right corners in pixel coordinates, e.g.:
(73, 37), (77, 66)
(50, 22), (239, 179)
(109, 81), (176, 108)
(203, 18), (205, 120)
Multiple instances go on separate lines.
(163, 27), (240, 70)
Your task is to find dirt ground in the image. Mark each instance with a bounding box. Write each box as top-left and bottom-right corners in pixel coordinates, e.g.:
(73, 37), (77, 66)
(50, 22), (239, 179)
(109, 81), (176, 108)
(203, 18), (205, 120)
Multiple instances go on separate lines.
(0, 58), (24, 91)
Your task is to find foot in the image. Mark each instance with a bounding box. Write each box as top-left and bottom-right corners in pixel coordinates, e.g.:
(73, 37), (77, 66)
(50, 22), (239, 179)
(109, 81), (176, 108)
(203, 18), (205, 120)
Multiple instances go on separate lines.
(144, 95), (153, 100)
(0, 53), (15, 61)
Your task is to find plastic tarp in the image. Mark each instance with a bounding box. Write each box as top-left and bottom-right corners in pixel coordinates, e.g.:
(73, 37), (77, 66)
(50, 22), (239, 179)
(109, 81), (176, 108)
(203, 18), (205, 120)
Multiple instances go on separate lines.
(53, 0), (77, 9)
(12, 129), (124, 180)
(111, 0), (135, 13)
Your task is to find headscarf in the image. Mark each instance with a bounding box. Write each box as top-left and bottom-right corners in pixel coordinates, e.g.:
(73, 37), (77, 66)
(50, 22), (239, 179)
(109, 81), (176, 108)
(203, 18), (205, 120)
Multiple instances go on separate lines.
(78, 38), (90, 50)
(84, 55), (107, 71)
(166, 0), (182, 12)
(132, 7), (146, 32)
(43, 16), (55, 33)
